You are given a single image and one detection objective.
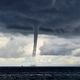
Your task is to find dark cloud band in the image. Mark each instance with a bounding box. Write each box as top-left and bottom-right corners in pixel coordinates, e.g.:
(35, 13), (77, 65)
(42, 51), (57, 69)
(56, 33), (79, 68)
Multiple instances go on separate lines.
(0, 0), (80, 36)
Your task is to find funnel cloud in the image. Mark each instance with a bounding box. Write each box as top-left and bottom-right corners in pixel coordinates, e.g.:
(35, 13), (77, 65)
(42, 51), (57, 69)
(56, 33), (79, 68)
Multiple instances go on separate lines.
(32, 25), (39, 56)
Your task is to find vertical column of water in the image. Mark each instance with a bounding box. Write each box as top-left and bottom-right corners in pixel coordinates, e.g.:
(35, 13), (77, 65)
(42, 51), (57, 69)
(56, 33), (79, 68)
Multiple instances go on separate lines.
(32, 25), (39, 57)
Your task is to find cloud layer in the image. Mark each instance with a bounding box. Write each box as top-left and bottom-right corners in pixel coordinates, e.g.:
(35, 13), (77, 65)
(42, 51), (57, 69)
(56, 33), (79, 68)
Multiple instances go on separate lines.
(0, 0), (80, 36)
(0, 34), (80, 66)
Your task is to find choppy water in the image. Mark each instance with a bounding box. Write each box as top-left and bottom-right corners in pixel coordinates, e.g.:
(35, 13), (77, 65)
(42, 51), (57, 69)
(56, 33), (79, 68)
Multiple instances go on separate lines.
(0, 69), (80, 80)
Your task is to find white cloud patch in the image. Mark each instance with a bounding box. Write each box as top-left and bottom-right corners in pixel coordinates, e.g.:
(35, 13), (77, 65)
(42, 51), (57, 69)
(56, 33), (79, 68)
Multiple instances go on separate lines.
(0, 37), (9, 48)
(0, 58), (25, 66)
(0, 33), (33, 58)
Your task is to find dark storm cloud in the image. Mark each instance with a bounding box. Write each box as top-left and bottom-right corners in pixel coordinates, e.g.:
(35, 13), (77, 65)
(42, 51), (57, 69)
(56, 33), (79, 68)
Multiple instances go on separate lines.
(0, 0), (80, 35)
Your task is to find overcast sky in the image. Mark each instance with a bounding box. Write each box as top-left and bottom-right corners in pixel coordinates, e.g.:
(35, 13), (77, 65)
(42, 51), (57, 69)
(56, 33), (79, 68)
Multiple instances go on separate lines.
(0, 0), (80, 66)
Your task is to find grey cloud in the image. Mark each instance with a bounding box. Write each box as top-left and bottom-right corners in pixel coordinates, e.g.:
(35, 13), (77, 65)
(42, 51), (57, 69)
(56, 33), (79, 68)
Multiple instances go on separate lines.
(72, 49), (80, 57)
(40, 35), (80, 56)
(40, 46), (72, 55)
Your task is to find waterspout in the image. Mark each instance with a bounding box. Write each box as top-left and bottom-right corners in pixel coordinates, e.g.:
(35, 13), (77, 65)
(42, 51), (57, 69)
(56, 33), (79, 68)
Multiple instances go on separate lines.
(32, 25), (39, 56)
